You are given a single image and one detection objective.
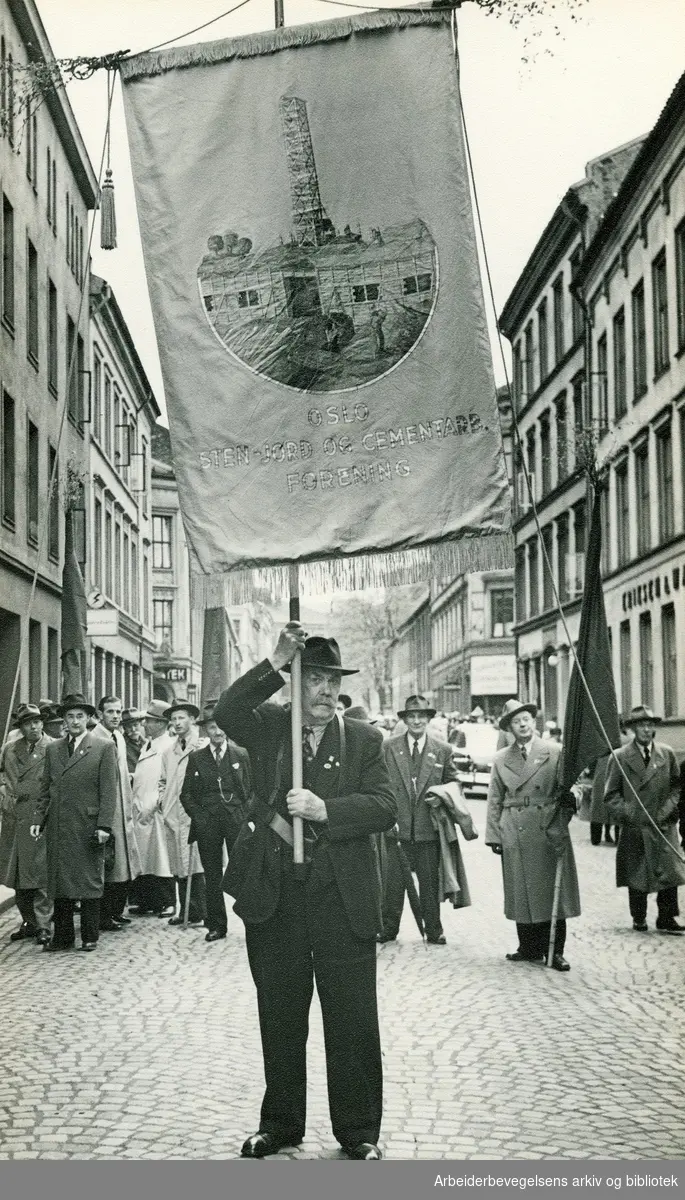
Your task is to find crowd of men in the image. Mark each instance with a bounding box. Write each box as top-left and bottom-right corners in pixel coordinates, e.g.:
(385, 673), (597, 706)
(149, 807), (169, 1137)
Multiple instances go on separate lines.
(1, 622), (685, 1160)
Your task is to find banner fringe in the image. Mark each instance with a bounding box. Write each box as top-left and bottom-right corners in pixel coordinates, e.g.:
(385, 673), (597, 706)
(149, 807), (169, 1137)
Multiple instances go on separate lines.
(190, 533), (514, 608)
(120, 7), (451, 80)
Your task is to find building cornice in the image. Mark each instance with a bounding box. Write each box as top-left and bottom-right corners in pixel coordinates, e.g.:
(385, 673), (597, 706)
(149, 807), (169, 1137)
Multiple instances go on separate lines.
(0, 546), (62, 597)
(499, 190), (585, 338)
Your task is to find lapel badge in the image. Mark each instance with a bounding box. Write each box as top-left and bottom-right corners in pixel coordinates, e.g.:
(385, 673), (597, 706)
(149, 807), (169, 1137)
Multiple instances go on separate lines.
(324, 762), (332, 769)
(232, 762), (240, 770)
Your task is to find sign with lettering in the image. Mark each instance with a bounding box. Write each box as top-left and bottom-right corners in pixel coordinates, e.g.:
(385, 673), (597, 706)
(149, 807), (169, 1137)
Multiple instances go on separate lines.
(121, 10), (511, 599)
(164, 667), (188, 683)
(86, 608), (119, 638)
(470, 655), (517, 696)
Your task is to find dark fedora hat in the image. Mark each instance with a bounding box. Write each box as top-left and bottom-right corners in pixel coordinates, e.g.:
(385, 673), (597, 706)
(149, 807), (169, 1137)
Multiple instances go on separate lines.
(346, 704), (370, 722)
(38, 700), (62, 722)
(499, 698), (538, 732)
(198, 699), (221, 726)
(58, 692), (97, 718)
(283, 636), (358, 677)
(14, 702), (42, 727)
(165, 699), (201, 720)
(397, 695), (436, 720)
(624, 704), (662, 726)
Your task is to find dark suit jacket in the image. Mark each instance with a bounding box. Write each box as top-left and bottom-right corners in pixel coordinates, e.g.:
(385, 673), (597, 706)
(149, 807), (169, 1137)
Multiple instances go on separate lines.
(213, 659), (397, 937)
(385, 733), (458, 842)
(180, 740), (252, 841)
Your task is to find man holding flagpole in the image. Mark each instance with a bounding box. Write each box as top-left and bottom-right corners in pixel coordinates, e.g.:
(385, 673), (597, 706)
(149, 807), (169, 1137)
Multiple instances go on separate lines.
(214, 622), (397, 1161)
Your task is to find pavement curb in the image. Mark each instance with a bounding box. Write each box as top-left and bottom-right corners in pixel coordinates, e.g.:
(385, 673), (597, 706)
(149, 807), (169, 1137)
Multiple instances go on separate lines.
(0, 892), (16, 915)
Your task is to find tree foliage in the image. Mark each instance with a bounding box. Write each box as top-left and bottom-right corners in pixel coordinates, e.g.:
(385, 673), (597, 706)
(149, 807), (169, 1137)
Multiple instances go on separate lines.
(329, 592), (403, 711)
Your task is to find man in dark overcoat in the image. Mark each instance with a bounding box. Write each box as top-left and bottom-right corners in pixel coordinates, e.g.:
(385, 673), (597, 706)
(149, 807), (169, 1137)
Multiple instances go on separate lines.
(486, 698), (580, 971)
(214, 623), (397, 1161)
(380, 695), (458, 945)
(31, 693), (118, 952)
(180, 701), (251, 942)
(0, 704), (54, 944)
(605, 705), (685, 933)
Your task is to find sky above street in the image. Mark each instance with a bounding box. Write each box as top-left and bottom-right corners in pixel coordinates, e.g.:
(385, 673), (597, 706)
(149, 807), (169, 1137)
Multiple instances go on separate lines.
(37, 0), (685, 416)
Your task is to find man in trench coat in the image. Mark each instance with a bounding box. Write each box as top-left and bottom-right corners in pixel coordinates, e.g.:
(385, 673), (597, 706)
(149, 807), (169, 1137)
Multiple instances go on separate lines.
(31, 693), (118, 952)
(0, 704), (54, 944)
(158, 700), (207, 926)
(97, 695), (143, 930)
(605, 705), (685, 933)
(214, 624), (397, 1161)
(129, 701), (176, 916)
(486, 698), (580, 971)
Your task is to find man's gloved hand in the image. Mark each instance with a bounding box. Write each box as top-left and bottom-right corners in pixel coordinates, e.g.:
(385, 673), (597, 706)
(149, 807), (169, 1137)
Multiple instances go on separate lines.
(489, 843), (503, 856)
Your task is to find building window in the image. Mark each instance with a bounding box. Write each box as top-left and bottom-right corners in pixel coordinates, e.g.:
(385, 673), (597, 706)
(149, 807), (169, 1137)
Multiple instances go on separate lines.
(105, 508), (113, 597)
(639, 611), (653, 707)
(141, 437), (149, 517)
(6, 52), (13, 146)
(131, 536), (139, 621)
(540, 412), (551, 496)
(524, 321), (534, 400)
(51, 158), (57, 235)
(26, 238), (38, 366)
(541, 525), (554, 611)
(615, 459), (630, 567)
(526, 428), (536, 500)
(652, 249), (669, 378)
(632, 278), (647, 400)
(123, 528), (130, 614)
(574, 497), (587, 555)
(528, 537), (539, 617)
(47, 444), (59, 562)
(0, 37), (5, 131)
(596, 333), (608, 434)
(513, 342), (523, 411)
(153, 599), (173, 648)
(143, 551), (150, 626)
(66, 315), (77, 423)
(47, 627), (59, 697)
(491, 590), (513, 638)
(656, 422), (674, 544)
(93, 353), (102, 442)
(570, 247), (584, 342)
(572, 372), (585, 470)
(537, 298), (548, 383)
(515, 546), (526, 623)
(619, 619), (631, 715)
(613, 306), (626, 419)
(77, 334), (85, 427)
(662, 604), (677, 718)
(2, 390), (16, 527)
(29, 619), (41, 701)
(556, 394), (567, 483)
(634, 442), (651, 556)
(552, 273), (564, 364)
(600, 485), (610, 576)
(114, 518), (122, 606)
(104, 372), (112, 458)
(556, 514), (569, 604)
(676, 217), (685, 352)
(94, 496), (102, 590)
(46, 148), (52, 223)
(152, 514), (172, 570)
(2, 194), (15, 329)
(26, 101), (37, 190)
(26, 420), (39, 547)
(47, 279), (58, 394)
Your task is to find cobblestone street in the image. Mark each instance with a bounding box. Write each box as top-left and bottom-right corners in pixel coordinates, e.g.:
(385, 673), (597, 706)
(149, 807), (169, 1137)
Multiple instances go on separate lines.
(0, 805), (683, 1162)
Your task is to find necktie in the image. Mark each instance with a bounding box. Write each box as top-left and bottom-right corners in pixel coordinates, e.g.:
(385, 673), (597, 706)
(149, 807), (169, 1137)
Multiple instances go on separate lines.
(410, 738), (421, 795)
(302, 726), (316, 767)
(67, 736), (75, 757)
(520, 744), (528, 761)
(643, 746), (650, 768)
(179, 738), (186, 752)
(214, 746), (224, 766)
(144, 740), (152, 752)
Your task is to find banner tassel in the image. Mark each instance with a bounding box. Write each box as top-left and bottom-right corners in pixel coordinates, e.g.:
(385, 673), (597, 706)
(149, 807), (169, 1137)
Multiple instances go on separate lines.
(100, 70), (117, 250)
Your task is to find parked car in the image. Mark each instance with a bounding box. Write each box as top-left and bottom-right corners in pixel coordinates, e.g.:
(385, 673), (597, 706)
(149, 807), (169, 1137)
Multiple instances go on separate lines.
(451, 722), (500, 799)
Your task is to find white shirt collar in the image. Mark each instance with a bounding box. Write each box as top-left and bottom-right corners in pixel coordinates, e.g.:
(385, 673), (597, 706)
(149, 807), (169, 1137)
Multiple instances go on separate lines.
(407, 731), (427, 755)
(71, 730), (89, 751)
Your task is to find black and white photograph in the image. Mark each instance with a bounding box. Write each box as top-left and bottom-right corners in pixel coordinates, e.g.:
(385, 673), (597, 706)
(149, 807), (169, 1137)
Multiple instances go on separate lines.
(1, 0), (685, 1189)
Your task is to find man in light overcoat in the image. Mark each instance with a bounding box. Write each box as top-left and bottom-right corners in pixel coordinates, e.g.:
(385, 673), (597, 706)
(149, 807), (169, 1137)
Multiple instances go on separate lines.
(605, 704), (685, 933)
(0, 704), (54, 944)
(158, 700), (207, 926)
(97, 695), (143, 930)
(381, 694), (459, 945)
(486, 698), (580, 971)
(129, 700), (176, 917)
(31, 693), (118, 952)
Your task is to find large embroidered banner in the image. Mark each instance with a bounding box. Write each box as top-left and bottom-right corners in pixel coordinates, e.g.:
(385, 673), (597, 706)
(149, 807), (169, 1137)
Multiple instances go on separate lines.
(120, 8), (512, 600)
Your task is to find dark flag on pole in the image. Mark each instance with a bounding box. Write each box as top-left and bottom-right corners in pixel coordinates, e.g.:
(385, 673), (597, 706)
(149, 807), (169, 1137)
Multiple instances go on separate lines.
(61, 510), (88, 695)
(561, 488), (621, 792)
(201, 607), (235, 704)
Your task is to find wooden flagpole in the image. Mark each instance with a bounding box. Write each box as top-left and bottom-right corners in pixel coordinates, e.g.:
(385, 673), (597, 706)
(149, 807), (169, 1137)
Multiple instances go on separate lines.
(289, 562), (305, 869)
(546, 857), (564, 967)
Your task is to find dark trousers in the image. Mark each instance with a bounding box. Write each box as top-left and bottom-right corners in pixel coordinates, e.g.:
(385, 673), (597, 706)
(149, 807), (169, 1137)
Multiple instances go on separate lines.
(129, 874), (176, 913)
(516, 919), (566, 959)
(102, 880), (129, 922)
(194, 808), (240, 935)
(628, 886), (679, 923)
(590, 823), (618, 845)
(383, 838), (443, 941)
(15, 886), (53, 932)
(245, 874), (382, 1148)
(54, 897), (100, 946)
(176, 873), (206, 923)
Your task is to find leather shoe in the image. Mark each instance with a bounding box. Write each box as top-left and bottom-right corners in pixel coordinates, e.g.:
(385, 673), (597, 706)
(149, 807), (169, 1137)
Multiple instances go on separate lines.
(656, 919), (685, 934)
(43, 940), (74, 952)
(427, 934), (446, 945)
(205, 930), (226, 942)
(632, 920), (648, 932)
(112, 915), (132, 925)
(99, 920), (124, 931)
(506, 950), (542, 962)
(376, 933), (397, 943)
(240, 1131), (300, 1158)
(157, 907), (176, 918)
(35, 930), (51, 946)
(551, 954), (571, 972)
(10, 923), (37, 942)
(343, 1142), (382, 1160)
(80, 942), (98, 952)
